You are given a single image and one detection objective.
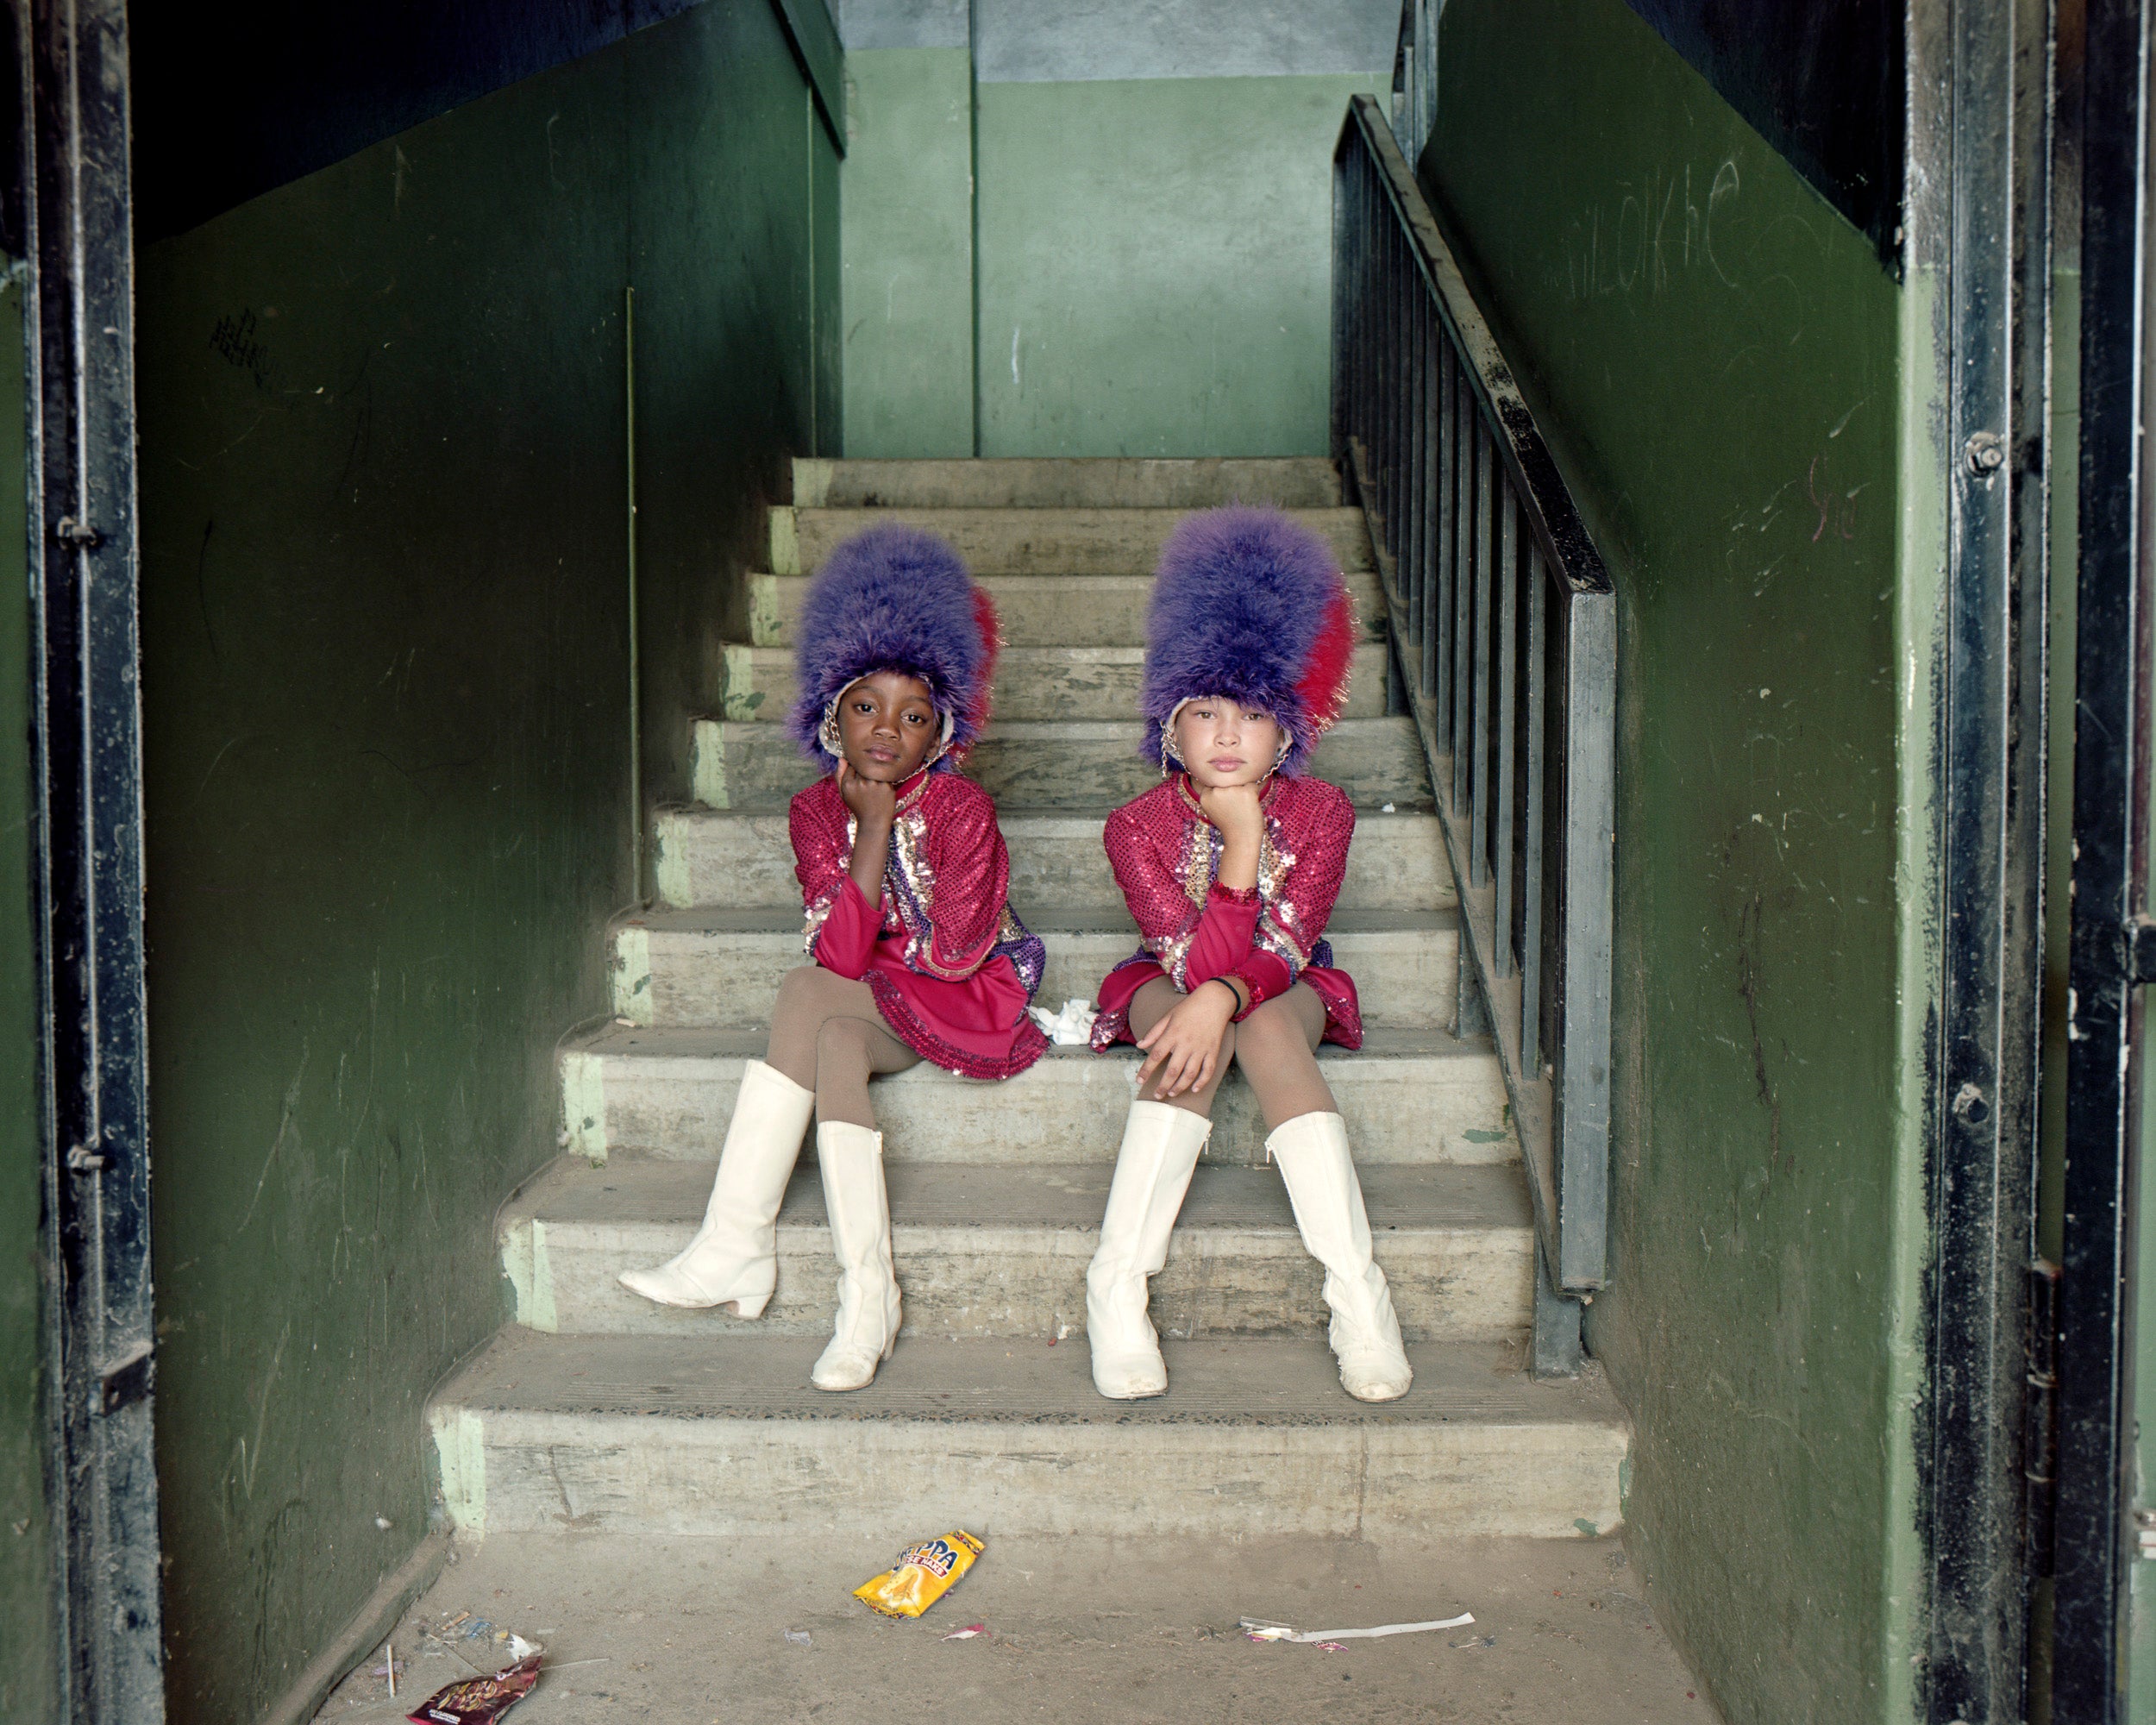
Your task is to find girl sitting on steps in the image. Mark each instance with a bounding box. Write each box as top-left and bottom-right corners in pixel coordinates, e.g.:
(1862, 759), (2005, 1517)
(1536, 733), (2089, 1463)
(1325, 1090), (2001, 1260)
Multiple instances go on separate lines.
(1084, 507), (1413, 1406)
(618, 523), (1047, 1391)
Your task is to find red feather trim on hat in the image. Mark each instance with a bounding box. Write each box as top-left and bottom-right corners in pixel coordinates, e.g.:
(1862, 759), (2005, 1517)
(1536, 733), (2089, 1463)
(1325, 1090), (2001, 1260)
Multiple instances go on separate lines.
(960, 586), (1003, 750)
(1294, 583), (1357, 739)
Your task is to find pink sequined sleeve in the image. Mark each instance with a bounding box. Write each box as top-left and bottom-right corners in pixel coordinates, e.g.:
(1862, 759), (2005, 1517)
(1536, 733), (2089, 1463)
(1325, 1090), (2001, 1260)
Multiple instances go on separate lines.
(790, 781), (873, 976)
(814, 877), (880, 978)
(1183, 886), (1294, 1014)
(902, 779), (1009, 981)
(1102, 800), (1201, 956)
(1257, 782), (1354, 976)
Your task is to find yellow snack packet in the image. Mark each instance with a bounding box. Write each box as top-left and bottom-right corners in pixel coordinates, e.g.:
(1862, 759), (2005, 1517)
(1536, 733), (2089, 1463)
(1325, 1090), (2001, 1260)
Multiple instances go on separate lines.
(852, 1531), (985, 1619)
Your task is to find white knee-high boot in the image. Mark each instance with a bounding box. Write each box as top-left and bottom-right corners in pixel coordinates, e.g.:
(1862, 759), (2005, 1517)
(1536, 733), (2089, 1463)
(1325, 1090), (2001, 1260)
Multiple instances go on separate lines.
(1085, 1100), (1213, 1399)
(1267, 1111), (1413, 1402)
(617, 1059), (814, 1314)
(811, 1120), (901, 1391)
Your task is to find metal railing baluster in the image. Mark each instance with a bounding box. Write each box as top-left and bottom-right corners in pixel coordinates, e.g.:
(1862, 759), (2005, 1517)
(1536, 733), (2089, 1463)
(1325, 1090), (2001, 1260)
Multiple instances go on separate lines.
(1494, 483), (1518, 976)
(1423, 328), (1440, 703)
(1522, 551), (1546, 1077)
(1407, 287), (1427, 649)
(1470, 421), (1495, 887)
(1438, 362), (1455, 752)
(1451, 402), (1472, 812)
(1418, 298), (1438, 701)
(1398, 234), (1413, 561)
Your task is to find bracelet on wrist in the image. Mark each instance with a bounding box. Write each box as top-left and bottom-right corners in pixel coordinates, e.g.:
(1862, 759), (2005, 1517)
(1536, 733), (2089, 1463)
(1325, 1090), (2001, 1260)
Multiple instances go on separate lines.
(1206, 975), (1247, 1013)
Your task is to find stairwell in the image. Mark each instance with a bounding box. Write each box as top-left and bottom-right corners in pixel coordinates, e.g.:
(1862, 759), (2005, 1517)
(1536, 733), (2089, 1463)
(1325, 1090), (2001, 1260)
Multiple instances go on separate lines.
(430, 458), (1628, 1547)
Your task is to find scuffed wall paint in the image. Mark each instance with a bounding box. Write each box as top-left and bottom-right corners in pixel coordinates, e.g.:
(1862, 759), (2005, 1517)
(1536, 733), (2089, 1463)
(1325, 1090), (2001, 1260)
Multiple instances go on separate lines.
(1423, 1), (1921, 1719)
(136, 9), (823, 1720)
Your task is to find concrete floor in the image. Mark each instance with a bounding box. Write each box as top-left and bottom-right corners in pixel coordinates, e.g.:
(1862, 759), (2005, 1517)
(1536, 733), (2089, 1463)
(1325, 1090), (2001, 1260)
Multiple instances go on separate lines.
(312, 1531), (1717, 1723)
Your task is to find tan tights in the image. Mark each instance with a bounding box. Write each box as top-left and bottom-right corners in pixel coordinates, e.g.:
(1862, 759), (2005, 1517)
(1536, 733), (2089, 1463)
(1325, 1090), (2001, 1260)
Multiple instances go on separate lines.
(763, 965), (920, 1128)
(1126, 975), (1337, 1130)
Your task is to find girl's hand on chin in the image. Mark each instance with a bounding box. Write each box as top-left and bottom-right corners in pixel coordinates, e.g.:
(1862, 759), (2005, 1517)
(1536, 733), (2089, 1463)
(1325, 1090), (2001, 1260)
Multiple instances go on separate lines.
(837, 759), (899, 827)
(1198, 780), (1265, 840)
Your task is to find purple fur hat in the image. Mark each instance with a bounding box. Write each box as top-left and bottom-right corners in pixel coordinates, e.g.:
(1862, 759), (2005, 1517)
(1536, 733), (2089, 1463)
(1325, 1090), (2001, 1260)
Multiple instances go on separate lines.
(1140, 507), (1358, 776)
(788, 521), (1001, 772)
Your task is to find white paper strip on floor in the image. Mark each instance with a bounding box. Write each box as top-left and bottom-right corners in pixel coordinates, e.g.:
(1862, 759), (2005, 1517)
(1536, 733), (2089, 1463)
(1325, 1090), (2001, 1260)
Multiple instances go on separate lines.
(1239, 1613), (1474, 1643)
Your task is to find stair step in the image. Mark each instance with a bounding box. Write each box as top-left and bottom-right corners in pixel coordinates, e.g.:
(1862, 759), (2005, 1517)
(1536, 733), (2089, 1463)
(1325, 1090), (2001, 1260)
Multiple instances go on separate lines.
(560, 1028), (1516, 1168)
(716, 640), (1392, 723)
(501, 1158), (1532, 1343)
(793, 455), (1344, 510)
(610, 907), (1461, 1031)
(429, 1330), (1628, 1540)
(655, 804), (1456, 913)
(689, 716), (1432, 811)
(745, 568), (1388, 649)
(774, 505), (1372, 579)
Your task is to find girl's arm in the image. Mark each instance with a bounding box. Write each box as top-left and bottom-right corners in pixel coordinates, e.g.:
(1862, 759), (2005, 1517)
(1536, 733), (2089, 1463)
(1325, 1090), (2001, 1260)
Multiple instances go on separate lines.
(1253, 784), (1353, 973)
(839, 761), (897, 907)
(792, 782), (879, 979)
(1180, 784), (1288, 1015)
(900, 782), (1010, 981)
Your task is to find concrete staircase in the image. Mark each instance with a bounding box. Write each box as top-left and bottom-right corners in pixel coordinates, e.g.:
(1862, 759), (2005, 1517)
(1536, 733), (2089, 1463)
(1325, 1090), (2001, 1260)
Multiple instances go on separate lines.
(431, 458), (1628, 1547)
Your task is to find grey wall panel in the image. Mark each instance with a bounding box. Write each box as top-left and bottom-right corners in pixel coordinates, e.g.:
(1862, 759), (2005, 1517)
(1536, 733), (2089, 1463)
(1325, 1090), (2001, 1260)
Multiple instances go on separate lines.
(982, 0), (1398, 84)
(841, 1), (1400, 82)
(840, 0), (969, 49)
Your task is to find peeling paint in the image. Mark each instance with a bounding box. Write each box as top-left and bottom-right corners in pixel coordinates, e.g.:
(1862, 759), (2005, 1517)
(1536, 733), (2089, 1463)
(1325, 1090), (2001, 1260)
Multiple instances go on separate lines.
(611, 926), (655, 1025)
(428, 1407), (487, 1541)
(691, 715), (731, 809)
(767, 505), (800, 575)
(560, 1051), (609, 1165)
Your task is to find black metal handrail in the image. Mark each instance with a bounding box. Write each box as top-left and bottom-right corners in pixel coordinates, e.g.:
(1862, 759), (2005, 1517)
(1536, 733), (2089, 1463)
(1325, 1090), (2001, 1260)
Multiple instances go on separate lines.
(1332, 96), (1615, 1314)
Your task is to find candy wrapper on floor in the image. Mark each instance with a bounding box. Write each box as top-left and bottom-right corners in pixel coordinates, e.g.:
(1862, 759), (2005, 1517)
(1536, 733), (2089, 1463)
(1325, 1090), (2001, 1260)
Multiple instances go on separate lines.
(853, 1531), (984, 1618)
(404, 1653), (541, 1724)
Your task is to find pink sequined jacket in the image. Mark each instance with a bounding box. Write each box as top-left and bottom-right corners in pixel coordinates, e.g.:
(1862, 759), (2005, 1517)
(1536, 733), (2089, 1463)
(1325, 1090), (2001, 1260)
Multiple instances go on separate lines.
(792, 768), (1049, 1082)
(1089, 773), (1363, 1051)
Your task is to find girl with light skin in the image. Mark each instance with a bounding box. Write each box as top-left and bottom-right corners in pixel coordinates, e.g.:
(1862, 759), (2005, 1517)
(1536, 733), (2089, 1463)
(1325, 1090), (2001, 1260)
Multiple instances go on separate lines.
(1085, 507), (1412, 1404)
(1127, 697), (1294, 1103)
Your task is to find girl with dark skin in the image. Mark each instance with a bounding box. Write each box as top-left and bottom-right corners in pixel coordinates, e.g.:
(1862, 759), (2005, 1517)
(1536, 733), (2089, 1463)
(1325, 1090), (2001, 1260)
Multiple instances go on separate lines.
(619, 525), (1045, 1392)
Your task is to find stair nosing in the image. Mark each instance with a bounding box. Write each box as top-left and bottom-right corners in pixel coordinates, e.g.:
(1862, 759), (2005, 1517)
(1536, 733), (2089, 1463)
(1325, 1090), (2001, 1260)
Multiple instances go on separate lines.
(508, 1156), (1531, 1235)
(565, 1024), (1502, 1064)
(435, 1329), (1626, 1430)
(615, 905), (1459, 936)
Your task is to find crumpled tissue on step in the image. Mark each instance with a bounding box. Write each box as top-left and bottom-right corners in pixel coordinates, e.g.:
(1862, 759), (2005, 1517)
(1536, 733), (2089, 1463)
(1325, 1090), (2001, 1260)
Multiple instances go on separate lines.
(1027, 998), (1098, 1045)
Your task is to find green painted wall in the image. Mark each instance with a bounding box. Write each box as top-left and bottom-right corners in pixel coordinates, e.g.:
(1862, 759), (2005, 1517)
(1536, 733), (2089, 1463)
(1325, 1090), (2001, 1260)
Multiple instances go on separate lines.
(975, 73), (1378, 457)
(136, 8), (824, 1720)
(812, 107), (843, 461)
(1422, 2), (1915, 1720)
(0, 273), (59, 1721)
(840, 47), (975, 457)
(837, 55), (1382, 458)
(623, 0), (835, 829)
